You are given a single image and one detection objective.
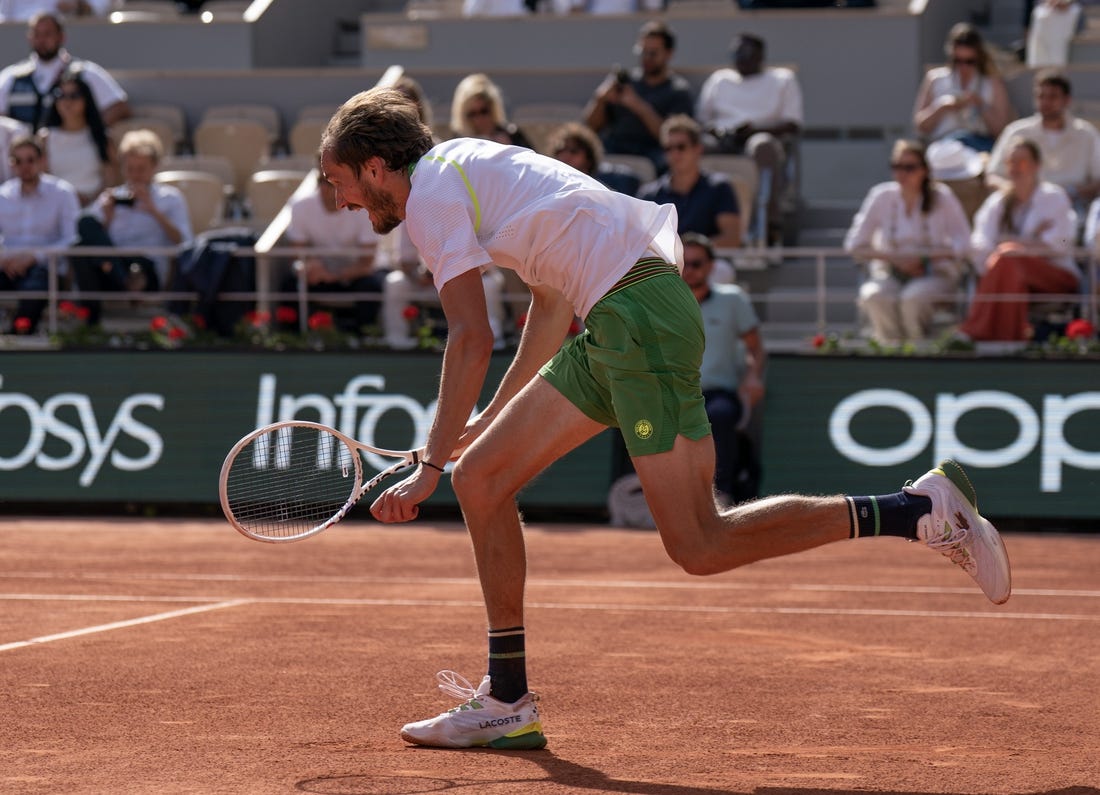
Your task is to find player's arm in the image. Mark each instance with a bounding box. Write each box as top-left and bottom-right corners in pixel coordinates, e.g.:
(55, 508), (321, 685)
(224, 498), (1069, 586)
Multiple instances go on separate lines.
(370, 267), (494, 523)
(458, 282), (575, 448)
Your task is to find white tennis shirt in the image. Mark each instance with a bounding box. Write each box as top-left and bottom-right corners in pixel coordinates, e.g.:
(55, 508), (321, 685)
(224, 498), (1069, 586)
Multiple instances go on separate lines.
(405, 138), (681, 319)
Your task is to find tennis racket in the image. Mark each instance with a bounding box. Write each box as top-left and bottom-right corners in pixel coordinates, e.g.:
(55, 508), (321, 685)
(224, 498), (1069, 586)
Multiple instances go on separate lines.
(219, 420), (428, 543)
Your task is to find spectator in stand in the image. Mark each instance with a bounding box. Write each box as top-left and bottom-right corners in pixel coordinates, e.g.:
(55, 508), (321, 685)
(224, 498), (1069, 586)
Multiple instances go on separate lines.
(0, 134), (80, 334)
(1027, 0), (1082, 69)
(844, 139), (972, 345)
(449, 74), (532, 149)
(696, 32), (802, 243)
(0, 1), (113, 20)
(71, 129), (192, 325)
(275, 160), (385, 334)
(637, 115), (742, 252)
(0, 12), (131, 129)
(548, 121), (641, 196)
(913, 23), (1013, 155)
(957, 137), (1079, 343)
(393, 74), (435, 133)
(583, 20), (694, 175)
(38, 67), (116, 207)
(679, 232), (765, 506)
(0, 116), (30, 183)
(985, 70), (1100, 215)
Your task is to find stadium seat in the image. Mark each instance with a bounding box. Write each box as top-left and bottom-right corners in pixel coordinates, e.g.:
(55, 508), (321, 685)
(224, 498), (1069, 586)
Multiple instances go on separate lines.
(200, 103), (282, 145)
(246, 169), (310, 229)
(192, 118), (272, 197)
(700, 154), (763, 245)
(288, 117), (328, 157)
(158, 154), (235, 197)
(154, 170), (227, 234)
(602, 153), (657, 184)
(131, 102), (188, 152)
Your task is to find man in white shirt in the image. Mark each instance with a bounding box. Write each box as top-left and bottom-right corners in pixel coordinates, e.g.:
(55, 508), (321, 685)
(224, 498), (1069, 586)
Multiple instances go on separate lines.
(986, 69), (1100, 212)
(315, 87), (1011, 752)
(0, 133), (80, 333)
(277, 169), (386, 333)
(71, 128), (191, 325)
(0, 12), (130, 129)
(696, 33), (803, 243)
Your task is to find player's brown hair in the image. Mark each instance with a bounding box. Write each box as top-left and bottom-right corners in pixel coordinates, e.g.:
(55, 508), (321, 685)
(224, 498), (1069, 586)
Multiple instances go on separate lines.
(322, 87), (434, 176)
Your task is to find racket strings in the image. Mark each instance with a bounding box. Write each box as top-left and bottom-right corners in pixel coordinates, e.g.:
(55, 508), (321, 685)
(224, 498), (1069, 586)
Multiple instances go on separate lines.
(224, 427), (360, 539)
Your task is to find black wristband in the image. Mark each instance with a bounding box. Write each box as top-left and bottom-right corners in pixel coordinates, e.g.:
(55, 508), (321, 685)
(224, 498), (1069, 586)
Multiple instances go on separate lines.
(422, 460), (446, 473)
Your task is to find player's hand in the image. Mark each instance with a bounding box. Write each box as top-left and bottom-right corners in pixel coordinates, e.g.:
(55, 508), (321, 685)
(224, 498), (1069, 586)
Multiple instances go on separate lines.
(369, 467), (441, 523)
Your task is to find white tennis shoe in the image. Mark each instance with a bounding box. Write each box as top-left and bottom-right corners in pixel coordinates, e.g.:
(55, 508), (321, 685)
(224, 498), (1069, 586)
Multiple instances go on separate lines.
(400, 671), (547, 750)
(904, 459), (1012, 604)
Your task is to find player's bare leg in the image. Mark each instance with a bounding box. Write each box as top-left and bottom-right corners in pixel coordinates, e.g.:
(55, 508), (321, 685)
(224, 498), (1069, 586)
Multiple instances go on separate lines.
(632, 433), (1010, 603)
(451, 375), (605, 629)
(399, 377), (601, 749)
(632, 434), (848, 575)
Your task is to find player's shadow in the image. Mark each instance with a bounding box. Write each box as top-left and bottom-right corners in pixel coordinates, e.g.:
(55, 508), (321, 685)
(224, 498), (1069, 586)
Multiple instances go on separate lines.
(296, 753), (1100, 795)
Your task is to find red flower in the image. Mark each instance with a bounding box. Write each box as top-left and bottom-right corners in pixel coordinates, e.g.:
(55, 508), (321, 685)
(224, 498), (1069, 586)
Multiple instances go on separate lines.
(812, 333), (826, 349)
(190, 314), (207, 330)
(149, 316), (169, 332)
(13, 316), (32, 334)
(308, 311), (334, 330)
(167, 326), (187, 340)
(275, 306), (297, 325)
(58, 300), (78, 316)
(402, 305), (419, 320)
(1065, 318), (1096, 340)
(75, 305), (90, 321)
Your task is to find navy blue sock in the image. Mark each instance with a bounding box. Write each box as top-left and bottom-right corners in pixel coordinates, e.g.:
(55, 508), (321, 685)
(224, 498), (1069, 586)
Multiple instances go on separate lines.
(487, 626), (527, 703)
(845, 492), (931, 540)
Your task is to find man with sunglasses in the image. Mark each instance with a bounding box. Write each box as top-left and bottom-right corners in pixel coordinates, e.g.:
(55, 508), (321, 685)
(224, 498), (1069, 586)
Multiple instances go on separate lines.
(638, 114), (742, 252)
(0, 134), (80, 334)
(583, 20), (694, 174)
(320, 87), (1012, 751)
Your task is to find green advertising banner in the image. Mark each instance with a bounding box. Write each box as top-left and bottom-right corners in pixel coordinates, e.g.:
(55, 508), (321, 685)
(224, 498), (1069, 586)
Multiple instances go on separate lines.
(762, 356), (1100, 520)
(0, 352), (614, 509)
(3, 352), (1098, 521)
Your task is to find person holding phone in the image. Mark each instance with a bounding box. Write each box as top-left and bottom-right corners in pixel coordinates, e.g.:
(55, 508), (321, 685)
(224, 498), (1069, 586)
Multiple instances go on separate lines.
(71, 128), (192, 325)
(583, 19), (694, 174)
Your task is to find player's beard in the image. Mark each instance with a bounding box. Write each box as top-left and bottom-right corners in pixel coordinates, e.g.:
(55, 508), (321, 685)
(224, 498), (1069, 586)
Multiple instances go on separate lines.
(359, 177), (403, 234)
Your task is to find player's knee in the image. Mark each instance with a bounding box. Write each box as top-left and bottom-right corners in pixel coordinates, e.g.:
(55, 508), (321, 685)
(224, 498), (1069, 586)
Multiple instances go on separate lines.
(450, 454), (505, 510)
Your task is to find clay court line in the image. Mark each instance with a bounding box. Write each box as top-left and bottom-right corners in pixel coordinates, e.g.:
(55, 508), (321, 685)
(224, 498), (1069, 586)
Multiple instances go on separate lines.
(1, 593), (1096, 623)
(0, 599), (248, 653)
(2, 571), (1098, 599)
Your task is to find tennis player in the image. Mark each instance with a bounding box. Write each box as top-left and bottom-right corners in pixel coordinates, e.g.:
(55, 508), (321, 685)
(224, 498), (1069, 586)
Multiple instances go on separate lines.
(320, 88), (1012, 750)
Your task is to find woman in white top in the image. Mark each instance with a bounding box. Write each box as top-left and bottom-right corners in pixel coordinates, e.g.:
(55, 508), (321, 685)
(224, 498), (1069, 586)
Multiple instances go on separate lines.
(37, 67), (116, 206)
(845, 139), (972, 344)
(913, 23), (1013, 153)
(960, 137), (1080, 341)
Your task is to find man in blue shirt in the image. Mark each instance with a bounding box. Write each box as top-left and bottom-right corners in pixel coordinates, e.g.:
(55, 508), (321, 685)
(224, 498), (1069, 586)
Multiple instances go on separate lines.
(0, 134), (79, 333)
(638, 114), (742, 250)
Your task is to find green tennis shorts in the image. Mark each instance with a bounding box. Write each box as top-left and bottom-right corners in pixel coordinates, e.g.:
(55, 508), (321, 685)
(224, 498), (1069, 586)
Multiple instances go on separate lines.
(539, 258), (711, 456)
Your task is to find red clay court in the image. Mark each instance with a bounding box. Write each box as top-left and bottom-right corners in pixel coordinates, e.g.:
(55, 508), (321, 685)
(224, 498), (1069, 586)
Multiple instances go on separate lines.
(1, 518), (1098, 795)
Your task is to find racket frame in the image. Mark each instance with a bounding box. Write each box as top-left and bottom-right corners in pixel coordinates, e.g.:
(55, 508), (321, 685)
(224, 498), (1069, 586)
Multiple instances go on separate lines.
(218, 420), (426, 543)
